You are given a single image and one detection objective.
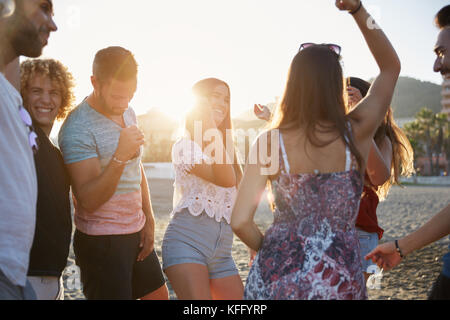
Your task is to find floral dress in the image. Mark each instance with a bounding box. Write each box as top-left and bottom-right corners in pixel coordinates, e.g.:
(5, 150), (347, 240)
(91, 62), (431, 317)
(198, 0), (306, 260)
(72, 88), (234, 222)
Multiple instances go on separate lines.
(244, 133), (367, 300)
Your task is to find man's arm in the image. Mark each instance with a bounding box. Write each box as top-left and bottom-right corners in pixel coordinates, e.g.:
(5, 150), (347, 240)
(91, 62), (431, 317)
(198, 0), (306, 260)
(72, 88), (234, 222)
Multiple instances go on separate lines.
(398, 204), (450, 256)
(137, 163), (155, 261)
(67, 157), (127, 213)
(366, 204), (450, 270)
(66, 125), (144, 213)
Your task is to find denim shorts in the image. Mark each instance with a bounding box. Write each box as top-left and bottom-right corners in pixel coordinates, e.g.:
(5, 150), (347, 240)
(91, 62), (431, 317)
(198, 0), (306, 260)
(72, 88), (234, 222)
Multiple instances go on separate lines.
(357, 228), (379, 274)
(162, 208), (239, 279)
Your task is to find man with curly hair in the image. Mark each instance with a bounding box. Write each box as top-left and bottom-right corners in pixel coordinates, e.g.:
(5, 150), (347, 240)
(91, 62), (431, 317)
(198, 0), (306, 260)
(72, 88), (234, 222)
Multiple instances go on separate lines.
(20, 58), (75, 299)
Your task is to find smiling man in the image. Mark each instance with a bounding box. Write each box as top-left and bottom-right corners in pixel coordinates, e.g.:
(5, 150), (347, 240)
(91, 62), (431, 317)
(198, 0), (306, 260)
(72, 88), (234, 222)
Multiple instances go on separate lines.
(0, 0), (57, 300)
(20, 59), (75, 300)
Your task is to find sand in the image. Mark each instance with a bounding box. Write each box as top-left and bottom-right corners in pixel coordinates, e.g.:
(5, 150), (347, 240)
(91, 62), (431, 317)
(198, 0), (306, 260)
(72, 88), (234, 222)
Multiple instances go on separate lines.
(62, 180), (450, 300)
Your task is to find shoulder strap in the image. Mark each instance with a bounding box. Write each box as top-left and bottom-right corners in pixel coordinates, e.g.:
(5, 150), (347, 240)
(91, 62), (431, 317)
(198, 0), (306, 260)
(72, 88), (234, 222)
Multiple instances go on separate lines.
(279, 133), (290, 174)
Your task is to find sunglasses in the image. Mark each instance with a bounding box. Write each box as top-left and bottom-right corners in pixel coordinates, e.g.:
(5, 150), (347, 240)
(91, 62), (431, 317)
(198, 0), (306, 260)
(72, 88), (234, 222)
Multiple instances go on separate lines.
(18, 105), (39, 155)
(299, 43), (342, 57)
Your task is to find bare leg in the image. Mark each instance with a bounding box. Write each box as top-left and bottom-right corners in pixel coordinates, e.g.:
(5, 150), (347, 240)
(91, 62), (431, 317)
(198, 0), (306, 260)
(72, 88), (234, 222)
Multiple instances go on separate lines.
(139, 284), (169, 300)
(210, 274), (244, 300)
(165, 264), (212, 300)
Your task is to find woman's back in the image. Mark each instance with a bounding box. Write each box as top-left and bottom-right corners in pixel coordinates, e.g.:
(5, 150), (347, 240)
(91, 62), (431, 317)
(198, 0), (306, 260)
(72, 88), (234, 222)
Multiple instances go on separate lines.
(278, 126), (360, 175)
(243, 128), (367, 300)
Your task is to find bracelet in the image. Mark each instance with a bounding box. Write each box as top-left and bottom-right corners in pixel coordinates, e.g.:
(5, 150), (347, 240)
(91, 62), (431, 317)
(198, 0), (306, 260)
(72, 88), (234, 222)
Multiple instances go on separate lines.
(112, 156), (132, 165)
(349, 1), (362, 15)
(395, 240), (404, 258)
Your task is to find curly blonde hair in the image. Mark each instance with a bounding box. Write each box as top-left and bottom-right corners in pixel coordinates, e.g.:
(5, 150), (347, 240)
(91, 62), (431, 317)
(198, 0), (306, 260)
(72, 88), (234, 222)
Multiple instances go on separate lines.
(20, 59), (76, 121)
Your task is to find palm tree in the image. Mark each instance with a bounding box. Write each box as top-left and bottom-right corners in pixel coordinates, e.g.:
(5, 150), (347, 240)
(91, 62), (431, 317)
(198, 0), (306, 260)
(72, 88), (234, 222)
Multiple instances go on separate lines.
(415, 108), (436, 175)
(404, 121), (424, 174)
(434, 113), (448, 175)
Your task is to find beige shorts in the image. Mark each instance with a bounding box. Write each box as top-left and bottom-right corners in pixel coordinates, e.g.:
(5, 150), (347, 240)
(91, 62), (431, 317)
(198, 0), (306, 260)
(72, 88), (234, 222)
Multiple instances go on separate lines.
(27, 276), (64, 300)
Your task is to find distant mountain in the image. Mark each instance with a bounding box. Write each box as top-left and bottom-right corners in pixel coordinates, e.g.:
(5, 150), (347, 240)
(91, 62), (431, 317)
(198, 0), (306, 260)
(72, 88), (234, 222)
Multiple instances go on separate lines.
(391, 77), (442, 118)
(233, 77), (444, 124)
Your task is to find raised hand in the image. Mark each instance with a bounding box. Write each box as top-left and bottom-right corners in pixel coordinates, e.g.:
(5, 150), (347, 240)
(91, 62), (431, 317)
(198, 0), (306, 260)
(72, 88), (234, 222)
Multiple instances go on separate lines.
(347, 86), (364, 108)
(114, 125), (145, 162)
(254, 104), (271, 121)
(335, 0), (360, 12)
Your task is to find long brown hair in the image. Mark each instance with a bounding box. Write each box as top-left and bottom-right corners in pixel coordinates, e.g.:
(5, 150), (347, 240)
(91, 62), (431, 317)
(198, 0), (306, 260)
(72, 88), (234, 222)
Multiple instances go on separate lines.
(270, 45), (363, 171)
(185, 78), (243, 184)
(348, 77), (415, 200)
(374, 108), (415, 200)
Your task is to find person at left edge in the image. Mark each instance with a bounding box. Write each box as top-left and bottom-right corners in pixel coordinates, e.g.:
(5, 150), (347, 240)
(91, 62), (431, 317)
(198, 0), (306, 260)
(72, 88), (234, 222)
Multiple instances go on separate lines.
(20, 58), (75, 300)
(0, 0), (57, 300)
(58, 46), (169, 300)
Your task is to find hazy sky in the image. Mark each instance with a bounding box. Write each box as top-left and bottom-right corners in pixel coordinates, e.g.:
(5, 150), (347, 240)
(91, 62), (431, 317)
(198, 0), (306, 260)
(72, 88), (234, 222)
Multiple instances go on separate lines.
(40, 0), (448, 122)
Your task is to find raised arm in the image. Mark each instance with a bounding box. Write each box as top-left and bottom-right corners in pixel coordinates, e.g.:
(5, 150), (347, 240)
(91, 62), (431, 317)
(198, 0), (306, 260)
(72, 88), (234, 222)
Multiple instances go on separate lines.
(337, 0), (401, 141)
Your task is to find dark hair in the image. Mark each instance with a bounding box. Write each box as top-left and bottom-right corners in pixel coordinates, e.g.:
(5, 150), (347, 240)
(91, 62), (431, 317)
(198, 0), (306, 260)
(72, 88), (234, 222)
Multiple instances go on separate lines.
(435, 5), (450, 29)
(348, 77), (370, 98)
(346, 77), (414, 200)
(270, 45), (363, 171)
(93, 46), (138, 83)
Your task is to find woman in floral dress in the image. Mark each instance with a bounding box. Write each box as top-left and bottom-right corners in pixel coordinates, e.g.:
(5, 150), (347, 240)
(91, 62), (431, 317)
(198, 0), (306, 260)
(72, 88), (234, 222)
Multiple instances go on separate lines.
(231, 0), (401, 300)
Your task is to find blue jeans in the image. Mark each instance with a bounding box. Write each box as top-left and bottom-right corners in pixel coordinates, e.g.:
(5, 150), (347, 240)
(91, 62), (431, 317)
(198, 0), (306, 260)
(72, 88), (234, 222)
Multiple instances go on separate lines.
(357, 228), (379, 274)
(0, 269), (36, 300)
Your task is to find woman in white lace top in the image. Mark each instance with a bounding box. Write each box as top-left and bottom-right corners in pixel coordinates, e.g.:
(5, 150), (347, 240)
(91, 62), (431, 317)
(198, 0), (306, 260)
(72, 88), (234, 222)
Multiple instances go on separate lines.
(162, 78), (245, 299)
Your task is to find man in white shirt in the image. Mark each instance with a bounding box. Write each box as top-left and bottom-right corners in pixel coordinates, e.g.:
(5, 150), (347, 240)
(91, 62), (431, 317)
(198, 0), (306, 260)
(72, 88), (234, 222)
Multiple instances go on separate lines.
(0, 0), (57, 299)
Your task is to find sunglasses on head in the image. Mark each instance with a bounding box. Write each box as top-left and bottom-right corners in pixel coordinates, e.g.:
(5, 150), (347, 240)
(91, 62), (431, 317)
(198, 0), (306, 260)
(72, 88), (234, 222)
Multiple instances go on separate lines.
(18, 105), (39, 155)
(299, 43), (342, 57)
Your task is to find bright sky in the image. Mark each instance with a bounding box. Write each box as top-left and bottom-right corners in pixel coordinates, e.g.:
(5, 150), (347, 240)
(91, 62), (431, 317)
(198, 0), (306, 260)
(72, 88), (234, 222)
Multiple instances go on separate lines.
(40, 0), (448, 123)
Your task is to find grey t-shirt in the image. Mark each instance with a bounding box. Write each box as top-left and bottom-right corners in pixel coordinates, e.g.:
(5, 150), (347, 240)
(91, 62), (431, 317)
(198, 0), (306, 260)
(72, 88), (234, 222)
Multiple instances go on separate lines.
(0, 72), (37, 287)
(58, 100), (146, 236)
(58, 100), (142, 194)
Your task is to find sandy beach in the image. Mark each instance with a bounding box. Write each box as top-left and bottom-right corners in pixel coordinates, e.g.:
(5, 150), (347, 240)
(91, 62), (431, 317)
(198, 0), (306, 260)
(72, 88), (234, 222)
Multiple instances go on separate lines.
(62, 180), (450, 300)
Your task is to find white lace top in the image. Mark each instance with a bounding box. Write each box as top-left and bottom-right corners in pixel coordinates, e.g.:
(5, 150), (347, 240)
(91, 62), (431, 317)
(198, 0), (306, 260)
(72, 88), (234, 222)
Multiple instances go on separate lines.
(171, 137), (237, 224)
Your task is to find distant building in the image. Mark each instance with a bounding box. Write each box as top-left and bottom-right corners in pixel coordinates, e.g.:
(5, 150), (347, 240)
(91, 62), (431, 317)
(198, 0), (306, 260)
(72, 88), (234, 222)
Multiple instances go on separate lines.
(442, 77), (450, 118)
(137, 109), (178, 163)
(416, 153), (448, 176)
